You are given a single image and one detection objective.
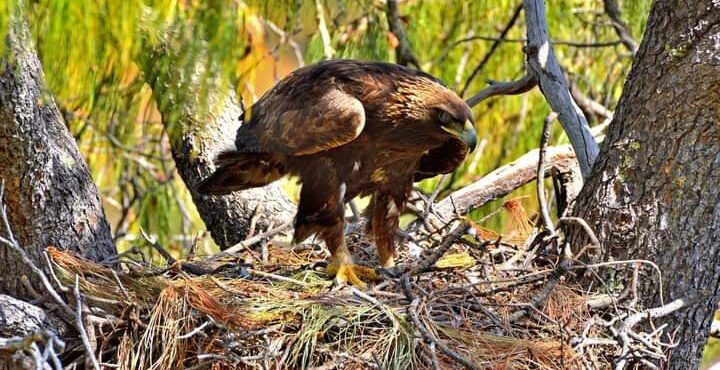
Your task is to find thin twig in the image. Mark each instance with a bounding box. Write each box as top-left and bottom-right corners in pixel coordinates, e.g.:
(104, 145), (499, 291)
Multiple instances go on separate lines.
(537, 112), (559, 233)
(74, 275), (101, 370)
(314, 0), (334, 59)
(461, 3), (523, 96)
(407, 222), (469, 275)
(385, 0), (420, 68)
(603, 0), (638, 55)
(247, 268), (309, 288)
(401, 276), (482, 370)
(465, 73), (538, 107)
(209, 222), (293, 260)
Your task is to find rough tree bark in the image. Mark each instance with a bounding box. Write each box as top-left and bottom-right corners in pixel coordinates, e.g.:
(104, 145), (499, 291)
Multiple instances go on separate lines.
(141, 39), (295, 250)
(0, 3), (116, 300)
(570, 1), (720, 368)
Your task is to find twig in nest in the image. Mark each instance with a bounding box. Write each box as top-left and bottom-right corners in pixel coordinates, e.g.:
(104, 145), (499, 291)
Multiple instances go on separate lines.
(507, 260), (570, 323)
(209, 222), (293, 260)
(557, 216), (600, 259)
(405, 221), (470, 275)
(246, 268), (309, 288)
(178, 321), (212, 340)
(614, 298), (688, 370)
(537, 112), (559, 234)
(140, 227), (175, 264)
(401, 276), (482, 370)
(573, 259), (664, 305)
(74, 275), (101, 370)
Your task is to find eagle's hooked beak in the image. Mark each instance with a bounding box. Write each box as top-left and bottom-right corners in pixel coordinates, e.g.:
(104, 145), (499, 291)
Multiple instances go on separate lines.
(443, 119), (478, 152)
(460, 119), (478, 152)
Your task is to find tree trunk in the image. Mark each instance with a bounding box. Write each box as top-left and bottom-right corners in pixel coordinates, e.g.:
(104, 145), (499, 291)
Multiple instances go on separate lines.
(140, 41), (295, 250)
(570, 1), (720, 368)
(0, 3), (116, 300)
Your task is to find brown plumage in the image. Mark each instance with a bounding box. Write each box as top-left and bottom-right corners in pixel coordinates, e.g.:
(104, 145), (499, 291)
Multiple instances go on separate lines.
(198, 59), (477, 287)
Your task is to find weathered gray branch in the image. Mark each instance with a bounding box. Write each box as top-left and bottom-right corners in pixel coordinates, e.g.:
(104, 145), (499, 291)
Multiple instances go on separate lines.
(523, 0), (599, 179)
(432, 144), (580, 224)
(465, 74), (537, 107)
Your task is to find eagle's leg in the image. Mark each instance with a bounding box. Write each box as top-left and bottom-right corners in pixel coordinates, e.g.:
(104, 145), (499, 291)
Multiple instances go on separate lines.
(322, 225), (380, 289)
(295, 169), (379, 288)
(367, 192), (405, 269)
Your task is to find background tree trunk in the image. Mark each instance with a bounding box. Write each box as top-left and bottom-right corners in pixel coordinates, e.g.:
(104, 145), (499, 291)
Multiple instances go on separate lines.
(570, 0), (720, 368)
(141, 41), (295, 250)
(0, 3), (116, 300)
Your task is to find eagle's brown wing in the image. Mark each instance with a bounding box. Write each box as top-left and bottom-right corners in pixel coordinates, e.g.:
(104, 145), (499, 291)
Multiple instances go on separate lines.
(197, 81), (366, 195)
(247, 85), (366, 156)
(414, 137), (469, 181)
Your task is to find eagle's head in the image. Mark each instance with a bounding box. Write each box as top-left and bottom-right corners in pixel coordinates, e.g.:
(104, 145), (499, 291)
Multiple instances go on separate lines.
(389, 77), (477, 152)
(432, 94), (477, 152)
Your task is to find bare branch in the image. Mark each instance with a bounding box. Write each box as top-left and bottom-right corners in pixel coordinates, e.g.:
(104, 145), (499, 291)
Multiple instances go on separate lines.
(524, 0), (599, 179)
(73, 275), (101, 370)
(385, 0), (420, 69)
(537, 113), (558, 233)
(465, 74), (537, 107)
(603, 0), (639, 55)
(432, 144), (580, 222)
(461, 3), (523, 96)
(314, 0), (334, 60)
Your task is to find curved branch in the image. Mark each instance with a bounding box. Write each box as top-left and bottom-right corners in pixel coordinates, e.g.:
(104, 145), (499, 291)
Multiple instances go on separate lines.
(523, 0), (599, 179)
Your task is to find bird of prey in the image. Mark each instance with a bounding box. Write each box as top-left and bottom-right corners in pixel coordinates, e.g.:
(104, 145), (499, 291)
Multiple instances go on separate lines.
(198, 59), (477, 288)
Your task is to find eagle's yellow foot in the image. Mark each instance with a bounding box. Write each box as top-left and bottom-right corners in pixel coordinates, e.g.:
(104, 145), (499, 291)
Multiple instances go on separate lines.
(326, 261), (381, 289)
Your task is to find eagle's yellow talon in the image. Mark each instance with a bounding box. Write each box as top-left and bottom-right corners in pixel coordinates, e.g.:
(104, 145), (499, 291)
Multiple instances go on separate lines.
(326, 261), (381, 289)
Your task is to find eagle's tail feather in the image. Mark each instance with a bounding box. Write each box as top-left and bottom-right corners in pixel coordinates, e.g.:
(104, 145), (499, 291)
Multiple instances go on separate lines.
(196, 150), (286, 195)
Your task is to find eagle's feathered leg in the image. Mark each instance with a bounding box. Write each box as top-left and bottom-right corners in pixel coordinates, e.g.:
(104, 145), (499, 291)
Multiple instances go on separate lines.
(367, 186), (410, 269)
(294, 160), (378, 288)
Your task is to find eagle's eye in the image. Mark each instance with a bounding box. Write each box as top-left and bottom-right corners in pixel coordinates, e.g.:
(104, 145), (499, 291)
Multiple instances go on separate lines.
(438, 109), (454, 125)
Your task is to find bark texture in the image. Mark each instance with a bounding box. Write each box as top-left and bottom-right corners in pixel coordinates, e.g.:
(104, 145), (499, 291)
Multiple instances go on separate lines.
(570, 1), (720, 368)
(0, 6), (116, 300)
(141, 44), (295, 249)
(0, 295), (57, 370)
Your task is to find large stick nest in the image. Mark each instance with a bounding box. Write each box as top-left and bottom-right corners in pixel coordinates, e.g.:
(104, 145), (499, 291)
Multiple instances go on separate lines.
(36, 199), (678, 370)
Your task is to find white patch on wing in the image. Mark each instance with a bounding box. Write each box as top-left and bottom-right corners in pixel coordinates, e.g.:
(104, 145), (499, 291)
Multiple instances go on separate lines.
(353, 161), (361, 172)
(338, 182), (347, 203)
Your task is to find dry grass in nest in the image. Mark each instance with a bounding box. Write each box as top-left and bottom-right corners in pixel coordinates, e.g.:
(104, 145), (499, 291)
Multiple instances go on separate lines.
(40, 215), (677, 370)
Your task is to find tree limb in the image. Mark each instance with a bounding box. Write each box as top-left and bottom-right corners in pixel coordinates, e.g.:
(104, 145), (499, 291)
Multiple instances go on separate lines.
(461, 3), (523, 96)
(523, 0), (599, 179)
(603, 0), (638, 55)
(432, 144), (580, 223)
(386, 0), (420, 69)
(140, 33), (295, 250)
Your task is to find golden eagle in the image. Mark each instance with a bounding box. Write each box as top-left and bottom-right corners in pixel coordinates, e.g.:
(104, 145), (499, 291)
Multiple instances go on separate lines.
(198, 59), (477, 287)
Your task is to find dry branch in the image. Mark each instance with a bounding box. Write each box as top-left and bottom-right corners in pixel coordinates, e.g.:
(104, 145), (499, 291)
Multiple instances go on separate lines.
(523, 0), (599, 179)
(603, 0), (639, 55)
(431, 144), (579, 223)
(386, 0), (420, 68)
(461, 3), (524, 96)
